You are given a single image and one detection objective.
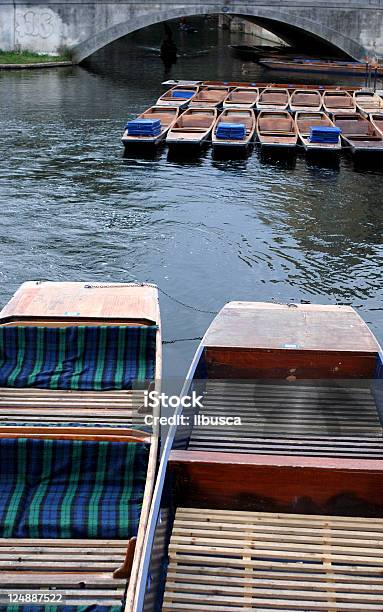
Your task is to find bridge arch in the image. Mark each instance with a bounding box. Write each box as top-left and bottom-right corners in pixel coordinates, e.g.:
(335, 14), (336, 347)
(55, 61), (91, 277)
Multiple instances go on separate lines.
(72, 5), (368, 63)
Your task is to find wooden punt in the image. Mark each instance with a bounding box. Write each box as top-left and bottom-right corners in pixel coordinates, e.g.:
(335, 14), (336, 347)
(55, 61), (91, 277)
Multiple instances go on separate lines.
(222, 87), (258, 109)
(121, 106), (179, 146)
(370, 112), (383, 136)
(256, 87), (290, 111)
(0, 281), (162, 611)
(133, 300), (383, 612)
(257, 111), (298, 148)
(212, 109), (256, 149)
(354, 90), (383, 117)
(188, 86), (230, 109)
(163, 79), (361, 93)
(156, 85), (199, 108)
(333, 112), (383, 153)
(166, 108), (217, 147)
(259, 58), (383, 76)
(289, 89), (322, 112)
(295, 111), (342, 153)
(323, 90), (356, 115)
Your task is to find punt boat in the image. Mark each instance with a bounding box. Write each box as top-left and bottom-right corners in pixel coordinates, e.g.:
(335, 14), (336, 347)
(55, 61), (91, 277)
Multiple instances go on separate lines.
(222, 87), (259, 109)
(257, 87), (290, 111)
(163, 79), (361, 93)
(289, 89), (322, 112)
(166, 108), (217, 148)
(0, 280), (162, 610)
(354, 89), (383, 117)
(332, 112), (383, 153)
(156, 85), (199, 107)
(257, 110), (298, 148)
(189, 86), (230, 108)
(133, 300), (383, 612)
(259, 57), (383, 76)
(122, 106), (179, 147)
(295, 111), (342, 153)
(212, 109), (256, 149)
(323, 90), (356, 115)
(370, 112), (383, 136)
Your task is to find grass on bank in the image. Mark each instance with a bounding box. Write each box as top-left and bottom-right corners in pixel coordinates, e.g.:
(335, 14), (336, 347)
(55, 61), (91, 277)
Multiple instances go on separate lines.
(0, 50), (71, 64)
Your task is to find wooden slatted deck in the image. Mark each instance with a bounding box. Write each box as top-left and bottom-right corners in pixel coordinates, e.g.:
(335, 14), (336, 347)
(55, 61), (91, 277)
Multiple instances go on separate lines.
(0, 540), (127, 606)
(188, 382), (383, 457)
(0, 388), (148, 428)
(163, 507), (383, 611)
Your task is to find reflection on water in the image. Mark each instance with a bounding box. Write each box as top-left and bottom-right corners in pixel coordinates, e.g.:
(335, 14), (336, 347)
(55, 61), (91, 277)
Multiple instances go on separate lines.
(0, 18), (383, 379)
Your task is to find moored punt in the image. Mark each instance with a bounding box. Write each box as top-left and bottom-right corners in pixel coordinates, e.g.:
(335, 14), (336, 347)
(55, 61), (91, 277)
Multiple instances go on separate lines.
(0, 281), (162, 610)
(189, 86), (230, 108)
(257, 110), (298, 148)
(370, 112), (383, 136)
(333, 112), (383, 153)
(256, 87), (289, 111)
(122, 106), (179, 147)
(162, 79), (361, 93)
(354, 89), (383, 116)
(156, 84), (199, 107)
(212, 109), (256, 149)
(222, 86), (259, 109)
(166, 107), (217, 148)
(295, 111), (342, 153)
(259, 57), (383, 76)
(323, 90), (356, 115)
(289, 89), (322, 112)
(134, 301), (383, 612)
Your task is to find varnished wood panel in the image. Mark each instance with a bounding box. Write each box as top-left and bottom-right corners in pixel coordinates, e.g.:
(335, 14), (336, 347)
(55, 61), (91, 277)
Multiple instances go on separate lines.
(169, 451), (383, 517)
(205, 347), (377, 378)
(204, 302), (379, 353)
(0, 281), (160, 324)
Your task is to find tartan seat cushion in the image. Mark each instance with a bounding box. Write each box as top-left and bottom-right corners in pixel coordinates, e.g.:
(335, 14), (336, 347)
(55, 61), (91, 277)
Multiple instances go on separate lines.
(0, 438), (149, 539)
(0, 325), (157, 390)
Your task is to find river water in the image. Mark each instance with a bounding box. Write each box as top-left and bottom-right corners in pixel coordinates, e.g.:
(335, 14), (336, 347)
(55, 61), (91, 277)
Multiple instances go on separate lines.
(1, 19), (383, 379)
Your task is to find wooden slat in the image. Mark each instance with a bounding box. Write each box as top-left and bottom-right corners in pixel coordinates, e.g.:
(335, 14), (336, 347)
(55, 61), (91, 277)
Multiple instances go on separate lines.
(163, 508), (383, 612)
(188, 382), (383, 457)
(0, 387), (149, 429)
(0, 539), (127, 605)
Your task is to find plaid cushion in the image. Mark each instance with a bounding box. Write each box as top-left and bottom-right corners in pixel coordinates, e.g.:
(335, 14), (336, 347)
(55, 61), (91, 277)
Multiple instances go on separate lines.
(0, 438), (149, 539)
(0, 325), (157, 390)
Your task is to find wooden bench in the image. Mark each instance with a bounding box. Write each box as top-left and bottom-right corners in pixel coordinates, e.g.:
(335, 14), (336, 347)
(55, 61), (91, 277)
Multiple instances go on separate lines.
(0, 428), (152, 606)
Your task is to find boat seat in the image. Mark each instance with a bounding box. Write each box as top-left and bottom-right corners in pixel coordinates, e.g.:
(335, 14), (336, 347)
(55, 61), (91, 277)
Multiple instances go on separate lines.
(0, 325), (156, 428)
(260, 119), (293, 132)
(0, 431), (150, 604)
(163, 507), (383, 611)
(229, 92), (255, 102)
(327, 97), (354, 107)
(0, 325), (157, 391)
(260, 94), (287, 104)
(292, 94), (319, 105)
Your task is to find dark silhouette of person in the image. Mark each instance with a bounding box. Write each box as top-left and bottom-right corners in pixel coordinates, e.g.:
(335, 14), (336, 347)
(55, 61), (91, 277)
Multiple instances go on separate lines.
(161, 23), (177, 72)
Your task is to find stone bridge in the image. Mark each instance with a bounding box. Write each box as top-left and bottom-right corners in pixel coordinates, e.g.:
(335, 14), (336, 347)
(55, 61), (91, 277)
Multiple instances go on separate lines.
(1, 0), (382, 62)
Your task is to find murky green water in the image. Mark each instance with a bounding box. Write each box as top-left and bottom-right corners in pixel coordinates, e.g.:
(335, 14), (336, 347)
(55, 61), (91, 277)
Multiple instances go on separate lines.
(1, 19), (383, 378)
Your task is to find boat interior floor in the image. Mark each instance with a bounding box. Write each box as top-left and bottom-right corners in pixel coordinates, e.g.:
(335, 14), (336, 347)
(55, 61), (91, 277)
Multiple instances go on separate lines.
(188, 381), (383, 458)
(0, 539), (127, 607)
(0, 388), (149, 428)
(163, 507), (383, 612)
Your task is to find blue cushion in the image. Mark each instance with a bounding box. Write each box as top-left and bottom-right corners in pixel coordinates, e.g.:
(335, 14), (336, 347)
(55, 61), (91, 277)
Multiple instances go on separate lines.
(216, 122), (246, 140)
(0, 325), (157, 390)
(309, 126), (341, 143)
(0, 438), (149, 539)
(171, 90), (195, 99)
